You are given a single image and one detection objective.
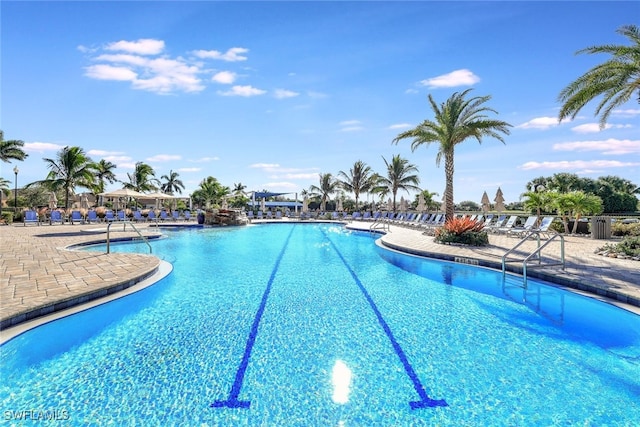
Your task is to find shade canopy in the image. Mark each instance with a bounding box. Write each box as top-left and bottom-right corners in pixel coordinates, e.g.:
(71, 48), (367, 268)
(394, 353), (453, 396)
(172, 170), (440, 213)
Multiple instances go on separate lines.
(100, 188), (147, 198)
(252, 191), (290, 199)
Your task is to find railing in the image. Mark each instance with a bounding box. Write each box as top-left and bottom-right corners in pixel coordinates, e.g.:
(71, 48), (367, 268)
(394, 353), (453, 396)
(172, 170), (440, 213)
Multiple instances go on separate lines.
(501, 231), (565, 286)
(106, 220), (153, 254)
(370, 219), (390, 233)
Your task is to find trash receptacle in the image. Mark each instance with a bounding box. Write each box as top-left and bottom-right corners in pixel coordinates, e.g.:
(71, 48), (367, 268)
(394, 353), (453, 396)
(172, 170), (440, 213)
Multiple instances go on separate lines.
(591, 216), (611, 239)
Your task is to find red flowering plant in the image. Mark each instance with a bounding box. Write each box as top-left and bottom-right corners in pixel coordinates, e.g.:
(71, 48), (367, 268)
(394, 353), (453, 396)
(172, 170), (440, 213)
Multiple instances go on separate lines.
(434, 217), (488, 246)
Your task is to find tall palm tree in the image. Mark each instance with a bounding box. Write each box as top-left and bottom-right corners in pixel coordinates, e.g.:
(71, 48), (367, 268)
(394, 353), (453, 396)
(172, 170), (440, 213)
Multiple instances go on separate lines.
(393, 89), (512, 220)
(309, 173), (338, 211)
(92, 159), (118, 196)
(376, 155), (420, 212)
(0, 130), (29, 163)
(125, 162), (158, 193)
(191, 176), (228, 208)
(521, 190), (553, 226)
(30, 146), (94, 210)
(558, 24), (640, 128)
(160, 170), (185, 195)
(233, 182), (247, 195)
(337, 160), (375, 210)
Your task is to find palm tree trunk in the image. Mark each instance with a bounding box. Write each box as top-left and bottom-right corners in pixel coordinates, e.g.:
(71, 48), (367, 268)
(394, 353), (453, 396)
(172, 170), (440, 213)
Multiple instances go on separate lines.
(444, 149), (455, 221)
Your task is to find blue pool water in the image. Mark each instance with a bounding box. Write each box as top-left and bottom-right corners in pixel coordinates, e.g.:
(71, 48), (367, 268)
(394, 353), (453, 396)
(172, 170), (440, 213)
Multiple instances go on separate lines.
(1, 223), (639, 425)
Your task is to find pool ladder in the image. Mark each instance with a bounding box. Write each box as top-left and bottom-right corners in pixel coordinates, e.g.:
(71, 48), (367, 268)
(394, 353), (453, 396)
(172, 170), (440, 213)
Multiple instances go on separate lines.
(501, 231), (565, 285)
(106, 220), (153, 254)
(370, 218), (390, 233)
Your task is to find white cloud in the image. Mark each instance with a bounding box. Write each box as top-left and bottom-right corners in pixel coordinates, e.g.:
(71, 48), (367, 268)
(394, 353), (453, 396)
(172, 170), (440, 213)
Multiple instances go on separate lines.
(340, 126), (364, 132)
(146, 154), (182, 162)
(117, 162), (137, 170)
(613, 108), (640, 117)
(250, 163), (280, 169)
(23, 142), (66, 153)
(274, 89), (299, 99)
(420, 69), (480, 88)
(516, 116), (560, 130)
(176, 167), (201, 172)
(217, 85), (266, 97)
(192, 47), (249, 62)
(85, 44), (205, 93)
(340, 120), (361, 126)
(280, 173), (319, 180)
(212, 71), (237, 84)
(106, 39), (165, 55)
(388, 123), (412, 130)
(519, 159), (640, 170)
(552, 139), (640, 155)
(570, 123), (631, 133)
(84, 64), (138, 81)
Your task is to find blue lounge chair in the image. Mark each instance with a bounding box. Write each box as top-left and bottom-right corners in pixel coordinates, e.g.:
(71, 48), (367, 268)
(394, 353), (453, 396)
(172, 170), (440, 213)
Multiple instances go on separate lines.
(23, 210), (40, 226)
(184, 210), (192, 221)
(247, 211), (254, 221)
(49, 210), (64, 225)
(172, 210), (181, 221)
(159, 210), (169, 221)
(147, 210), (157, 222)
(133, 211), (143, 222)
(70, 210), (84, 224)
(117, 210), (126, 221)
(104, 210), (116, 222)
(87, 210), (99, 223)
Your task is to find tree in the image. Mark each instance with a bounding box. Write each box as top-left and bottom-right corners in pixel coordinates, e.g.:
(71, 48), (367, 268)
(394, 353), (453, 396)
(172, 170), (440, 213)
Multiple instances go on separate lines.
(125, 162), (158, 193)
(191, 176), (229, 209)
(558, 24), (640, 128)
(525, 176), (549, 193)
(393, 89), (512, 220)
(160, 170), (185, 195)
(521, 190), (553, 226)
(414, 189), (440, 211)
(233, 182), (247, 195)
(550, 191), (603, 234)
(29, 146), (95, 210)
(92, 159), (118, 196)
(337, 160), (376, 210)
(309, 173), (339, 211)
(376, 155), (420, 212)
(0, 130), (28, 163)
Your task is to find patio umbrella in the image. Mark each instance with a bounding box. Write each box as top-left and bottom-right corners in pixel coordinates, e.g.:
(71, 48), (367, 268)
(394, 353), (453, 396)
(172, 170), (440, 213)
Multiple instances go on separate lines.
(302, 196), (309, 213)
(481, 191), (490, 213)
(336, 198), (343, 212)
(417, 193), (426, 212)
(260, 198), (266, 212)
(80, 194), (89, 210)
(48, 192), (57, 209)
(387, 198), (393, 211)
(100, 188), (147, 198)
(494, 187), (505, 213)
(112, 197), (120, 211)
(140, 192), (176, 210)
(400, 196), (407, 212)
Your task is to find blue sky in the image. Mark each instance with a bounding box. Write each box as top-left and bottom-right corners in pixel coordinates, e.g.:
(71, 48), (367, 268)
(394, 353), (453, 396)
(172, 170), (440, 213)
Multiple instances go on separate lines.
(2, 1), (638, 205)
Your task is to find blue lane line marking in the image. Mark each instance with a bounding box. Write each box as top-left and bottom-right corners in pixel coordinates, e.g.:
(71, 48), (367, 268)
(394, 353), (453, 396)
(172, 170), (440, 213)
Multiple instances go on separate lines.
(322, 230), (448, 409)
(211, 225), (296, 409)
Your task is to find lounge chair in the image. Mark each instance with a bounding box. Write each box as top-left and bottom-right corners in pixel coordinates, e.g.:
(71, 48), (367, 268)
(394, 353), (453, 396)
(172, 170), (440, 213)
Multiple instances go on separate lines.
(23, 210), (40, 226)
(247, 211), (254, 221)
(86, 210), (99, 223)
(104, 210), (116, 222)
(49, 210), (64, 225)
(507, 216), (538, 237)
(496, 215), (519, 234)
(117, 210), (126, 221)
(172, 210), (181, 221)
(184, 210), (192, 221)
(275, 211), (282, 220)
(70, 210), (84, 225)
(159, 210), (169, 221)
(147, 210), (157, 222)
(266, 211), (273, 220)
(257, 210), (263, 220)
(133, 211), (143, 222)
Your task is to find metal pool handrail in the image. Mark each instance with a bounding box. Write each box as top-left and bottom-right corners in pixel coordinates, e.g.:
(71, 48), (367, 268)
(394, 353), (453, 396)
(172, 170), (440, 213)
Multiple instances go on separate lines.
(106, 220), (152, 254)
(502, 231), (565, 285)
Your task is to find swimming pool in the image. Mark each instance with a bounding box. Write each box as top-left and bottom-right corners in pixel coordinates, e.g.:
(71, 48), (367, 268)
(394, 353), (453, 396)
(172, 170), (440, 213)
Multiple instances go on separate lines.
(1, 223), (639, 425)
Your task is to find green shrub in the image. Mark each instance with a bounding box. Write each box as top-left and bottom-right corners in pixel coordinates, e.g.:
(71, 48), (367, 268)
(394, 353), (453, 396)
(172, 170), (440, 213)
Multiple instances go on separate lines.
(435, 229), (489, 246)
(1, 211), (14, 224)
(597, 235), (640, 257)
(611, 222), (640, 237)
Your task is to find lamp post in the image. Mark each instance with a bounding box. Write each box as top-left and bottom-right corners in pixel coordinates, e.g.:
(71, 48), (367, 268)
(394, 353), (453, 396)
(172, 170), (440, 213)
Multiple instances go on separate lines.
(13, 166), (18, 213)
